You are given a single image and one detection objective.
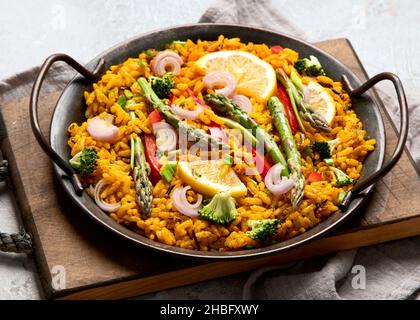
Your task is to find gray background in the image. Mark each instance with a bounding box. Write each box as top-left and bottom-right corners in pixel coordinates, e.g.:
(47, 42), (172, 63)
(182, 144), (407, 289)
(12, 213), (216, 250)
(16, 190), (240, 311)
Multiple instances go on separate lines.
(0, 0), (418, 299)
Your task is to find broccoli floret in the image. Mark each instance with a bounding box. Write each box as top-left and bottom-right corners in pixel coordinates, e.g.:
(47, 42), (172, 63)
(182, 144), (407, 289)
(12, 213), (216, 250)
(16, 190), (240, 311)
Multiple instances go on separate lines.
(150, 73), (175, 99)
(313, 138), (340, 160)
(69, 147), (97, 175)
(198, 191), (237, 224)
(295, 55), (326, 76)
(247, 219), (279, 241)
(331, 167), (353, 187)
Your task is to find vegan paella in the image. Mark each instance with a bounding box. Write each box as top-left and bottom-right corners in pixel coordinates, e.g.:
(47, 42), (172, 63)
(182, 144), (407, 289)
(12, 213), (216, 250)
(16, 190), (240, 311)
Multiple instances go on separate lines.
(67, 36), (375, 251)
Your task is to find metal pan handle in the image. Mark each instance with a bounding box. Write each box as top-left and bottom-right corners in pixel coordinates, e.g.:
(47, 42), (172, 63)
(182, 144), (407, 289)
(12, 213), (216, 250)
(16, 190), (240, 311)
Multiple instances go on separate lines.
(30, 54), (105, 195)
(339, 72), (409, 210)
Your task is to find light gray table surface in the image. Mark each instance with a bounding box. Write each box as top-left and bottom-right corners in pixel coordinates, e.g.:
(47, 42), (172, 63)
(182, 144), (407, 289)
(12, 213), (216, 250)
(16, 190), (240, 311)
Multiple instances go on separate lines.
(0, 0), (419, 299)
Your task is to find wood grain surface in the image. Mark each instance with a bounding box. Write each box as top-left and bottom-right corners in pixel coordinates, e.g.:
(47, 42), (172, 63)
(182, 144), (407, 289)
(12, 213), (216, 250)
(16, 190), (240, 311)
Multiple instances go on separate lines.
(2, 39), (419, 299)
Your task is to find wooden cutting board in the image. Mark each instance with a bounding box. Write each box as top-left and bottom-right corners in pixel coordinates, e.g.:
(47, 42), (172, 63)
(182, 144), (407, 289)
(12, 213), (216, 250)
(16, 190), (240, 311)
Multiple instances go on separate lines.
(1, 39), (419, 300)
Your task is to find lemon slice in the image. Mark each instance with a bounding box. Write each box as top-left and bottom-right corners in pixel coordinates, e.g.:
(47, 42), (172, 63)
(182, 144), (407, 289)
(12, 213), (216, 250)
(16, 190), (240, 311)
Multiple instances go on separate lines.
(306, 81), (336, 125)
(178, 160), (247, 197)
(196, 50), (276, 101)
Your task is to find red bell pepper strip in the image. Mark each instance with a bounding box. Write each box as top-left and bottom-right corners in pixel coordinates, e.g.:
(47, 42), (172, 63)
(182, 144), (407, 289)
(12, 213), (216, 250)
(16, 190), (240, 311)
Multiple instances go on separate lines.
(271, 45), (283, 54)
(252, 148), (271, 179)
(167, 94), (175, 106)
(148, 109), (162, 124)
(143, 134), (161, 184)
(307, 171), (323, 183)
(277, 84), (299, 134)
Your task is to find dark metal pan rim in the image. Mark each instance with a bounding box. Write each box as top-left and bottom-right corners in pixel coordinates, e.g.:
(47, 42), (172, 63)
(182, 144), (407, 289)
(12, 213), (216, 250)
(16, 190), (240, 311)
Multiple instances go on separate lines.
(30, 23), (408, 260)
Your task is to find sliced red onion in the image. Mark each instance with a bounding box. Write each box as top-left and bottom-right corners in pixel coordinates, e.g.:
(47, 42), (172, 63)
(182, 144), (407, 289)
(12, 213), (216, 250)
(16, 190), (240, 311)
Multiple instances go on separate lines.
(170, 104), (204, 120)
(87, 116), (119, 142)
(264, 163), (295, 195)
(232, 94), (253, 114)
(203, 71), (237, 97)
(152, 122), (173, 134)
(154, 57), (181, 76)
(154, 50), (183, 66)
(94, 179), (121, 213)
(172, 186), (203, 218)
(209, 126), (229, 144)
(152, 122), (177, 152)
(152, 50), (183, 76)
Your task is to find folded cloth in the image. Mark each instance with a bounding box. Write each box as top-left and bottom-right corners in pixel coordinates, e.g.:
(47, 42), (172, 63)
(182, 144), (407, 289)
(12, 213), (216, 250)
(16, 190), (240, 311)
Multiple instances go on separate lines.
(0, 63), (73, 103)
(197, 0), (420, 300)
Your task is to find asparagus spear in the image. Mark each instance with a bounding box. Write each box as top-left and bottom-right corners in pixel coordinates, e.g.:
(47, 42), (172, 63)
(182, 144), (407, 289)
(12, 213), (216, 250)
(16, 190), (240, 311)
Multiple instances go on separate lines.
(133, 137), (153, 218)
(277, 68), (331, 133)
(118, 94), (153, 216)
(267, 96), (305, 208)
(204, 94), (289, 176)
(137, 77), (228, 151)
(290, 68), (331, 131)
(218, 116), (258, 147)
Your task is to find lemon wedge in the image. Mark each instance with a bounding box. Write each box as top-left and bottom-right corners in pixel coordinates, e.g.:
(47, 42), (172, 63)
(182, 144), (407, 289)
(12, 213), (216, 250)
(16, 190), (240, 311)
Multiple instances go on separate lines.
(306, 81), (336, 125)
(196, 50), (276, 101)
(177, 160), (247, 197)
